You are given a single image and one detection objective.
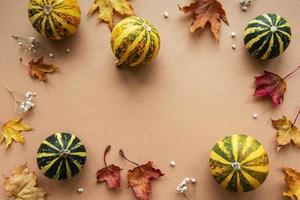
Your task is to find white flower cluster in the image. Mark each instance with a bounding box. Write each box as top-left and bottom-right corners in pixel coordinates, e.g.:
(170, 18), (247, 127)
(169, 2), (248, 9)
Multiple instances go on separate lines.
(12, 35), (39, 54)
(19, 91), (36, 113)
(240, 0), (252, 11)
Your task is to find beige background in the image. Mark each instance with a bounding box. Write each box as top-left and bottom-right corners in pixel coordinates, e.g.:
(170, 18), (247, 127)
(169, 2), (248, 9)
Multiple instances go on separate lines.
(1, 0), (300, 199)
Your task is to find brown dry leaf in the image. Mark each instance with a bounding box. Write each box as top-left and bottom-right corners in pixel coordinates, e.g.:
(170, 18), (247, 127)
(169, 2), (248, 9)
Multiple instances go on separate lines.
(87, 0), (135, 30)
(28, 56), (58, 81)
(282, 167), (300, 200)
(272, 113), (300, 151)
(4, 163), (46, 200)
(0, 118), (32, 148)
(179, 0), (229, 41)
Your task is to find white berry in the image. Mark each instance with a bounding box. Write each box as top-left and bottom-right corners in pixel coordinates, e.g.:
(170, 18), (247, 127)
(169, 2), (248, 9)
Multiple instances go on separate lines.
(170, 160), (176, 167)
(49, 53), (54, 58)
(190, 178), (197, 184)
(77, 188), (84, 193)
(232, 44), (236, 50)
(231, 32), (236, 38)
(163, 11), (169, 18)
(253, 113), (258, 119)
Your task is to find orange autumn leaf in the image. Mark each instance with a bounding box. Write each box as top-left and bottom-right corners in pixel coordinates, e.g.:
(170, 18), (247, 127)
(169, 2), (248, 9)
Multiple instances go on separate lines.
(119, 150), (164, 200)
(272, 111), (300, 151)
(282, 167), (300, 200)
(179, 0), (229, 41)
(27, 57), (58, 81)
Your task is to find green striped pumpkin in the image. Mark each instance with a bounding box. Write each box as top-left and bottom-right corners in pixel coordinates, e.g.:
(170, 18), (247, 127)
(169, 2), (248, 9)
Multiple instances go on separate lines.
(28, 0), (81, 40)
(37, 132), (87, 180)
(209, 134), (269, 192)
(244, 13), (291, 60)
(111, 16), (160, 67)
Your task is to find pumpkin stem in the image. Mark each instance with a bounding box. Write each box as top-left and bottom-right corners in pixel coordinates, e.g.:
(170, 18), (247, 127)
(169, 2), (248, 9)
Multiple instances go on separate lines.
(60, 150), (70, 158)
(293, 110), (300, 125)
(283, 66), (300, 80)
(103, 145), (111, 167)
(232, 162), (241, 170)
(119, 149), (139, 166)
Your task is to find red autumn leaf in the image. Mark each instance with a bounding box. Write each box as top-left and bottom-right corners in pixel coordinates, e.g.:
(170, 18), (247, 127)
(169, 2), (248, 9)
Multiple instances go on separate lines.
(119, 150), (164, 200)
(96, 145), (122, 190)
(179, 0), (229, 42)
(254, 66), (300, 107)
(254, 71), (287, 107)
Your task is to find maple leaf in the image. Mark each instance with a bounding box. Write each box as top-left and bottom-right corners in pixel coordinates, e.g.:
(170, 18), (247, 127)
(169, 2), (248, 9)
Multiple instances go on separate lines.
(282, 167), (300, 200)
(119, 150), (164, 200)
(87, 0), (135, 30)
(96, 145), (122, 190)
(179, 0), (229, 42)
(4, 163), (46, 200)
(0, 118), (32, 148)
(272, 111), (300, 151)
(27, 56), (58, 81)
(254, 66), (300, 107)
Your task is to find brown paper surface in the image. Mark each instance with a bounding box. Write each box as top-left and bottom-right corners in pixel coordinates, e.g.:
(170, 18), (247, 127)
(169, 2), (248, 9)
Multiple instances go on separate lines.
(0, 0), (300, 199)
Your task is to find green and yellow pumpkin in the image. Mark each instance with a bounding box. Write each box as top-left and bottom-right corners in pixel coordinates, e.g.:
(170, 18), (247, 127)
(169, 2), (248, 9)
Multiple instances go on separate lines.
(37, 132), (87, 180)
(28, 0), (81, 40)
(110, 16), (160, 67)
(244, 13), (291, 60)
(209, 134), (269, 192)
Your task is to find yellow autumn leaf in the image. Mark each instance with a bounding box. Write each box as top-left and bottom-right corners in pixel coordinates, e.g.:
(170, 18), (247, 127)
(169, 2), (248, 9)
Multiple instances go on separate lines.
(0, 118), (32, 148)
(4, 163), (46, 200)
(272, 115), (300, 151)
(87, 0), (135, 30)
(282, 167), (300, 200)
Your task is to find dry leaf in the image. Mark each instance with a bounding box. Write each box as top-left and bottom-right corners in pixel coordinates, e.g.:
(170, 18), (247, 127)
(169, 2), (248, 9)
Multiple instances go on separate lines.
(282, 167), (300, 200)
(28, 56), (58, 81)
(179, 0), (229, 41)
(96, 145), (122, 190)
(119, 150), (164, 200)
(0, 118), (32, 148)
(254, 71), (287, 107)
(88, 0), (135, 30)
(4, 163), (46, 200)
(272, 112), (300, 151)
(254, 66), (300, 107)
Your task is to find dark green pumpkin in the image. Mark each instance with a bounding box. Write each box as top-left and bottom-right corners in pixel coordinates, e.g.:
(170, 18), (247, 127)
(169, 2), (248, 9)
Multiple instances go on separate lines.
(37, 132), (87, 180)
(244, 13), (291, 60)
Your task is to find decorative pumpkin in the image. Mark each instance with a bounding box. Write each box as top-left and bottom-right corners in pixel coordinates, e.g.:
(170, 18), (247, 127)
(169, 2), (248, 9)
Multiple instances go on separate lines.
(209, 134), (269, 192)
(110, 16), (160, 67)
(37, 132), (87, 180)
(244, 13), (291, 60)
(28, 0), (81, 40)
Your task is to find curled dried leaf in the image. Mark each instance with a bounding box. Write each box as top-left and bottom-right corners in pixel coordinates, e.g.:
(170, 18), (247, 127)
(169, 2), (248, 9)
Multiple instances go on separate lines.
(88, 0), (135, 30)
(179, 0), (229, 42)
(282, 167), (300, 200)
(27, 56), (58, 81)
(4, 163), (46, 200)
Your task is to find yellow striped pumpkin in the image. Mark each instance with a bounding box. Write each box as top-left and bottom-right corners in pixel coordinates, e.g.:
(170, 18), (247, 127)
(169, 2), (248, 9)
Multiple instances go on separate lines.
(28, 0), (81, 40)
(209, 134), (269, 192)
(37, 132), (87, 180)
(111, 16), (160, 67)
(244, 13), (291, 60)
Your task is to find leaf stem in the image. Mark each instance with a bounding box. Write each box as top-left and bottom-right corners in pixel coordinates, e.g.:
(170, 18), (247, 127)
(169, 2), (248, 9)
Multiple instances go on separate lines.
(6, 87), (20, 104)
(283, 66), (300, 80)
(119, 149), (139, 166)
(293, 110), (300, 125)
(103, 145), (111, 167)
